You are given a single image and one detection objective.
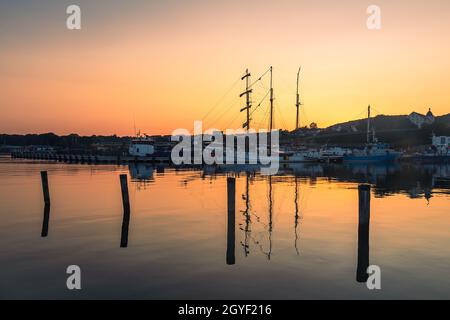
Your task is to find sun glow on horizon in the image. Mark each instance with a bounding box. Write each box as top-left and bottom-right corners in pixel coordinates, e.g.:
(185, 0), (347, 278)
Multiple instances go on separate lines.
(1, 0), (449, 136)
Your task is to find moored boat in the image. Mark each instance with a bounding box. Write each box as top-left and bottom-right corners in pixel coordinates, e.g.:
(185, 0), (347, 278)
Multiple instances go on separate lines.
(343, 143), (401, 163)
(279, 149), (319, 163)
(129, 135), (155, 157)
(314, 147), (349, 163)
(343, 105), (401, 163)
(128, 135), (172, 159)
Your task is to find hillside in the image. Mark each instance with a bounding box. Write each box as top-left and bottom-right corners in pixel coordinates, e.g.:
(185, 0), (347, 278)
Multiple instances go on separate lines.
(325, 113), (449, 133)
(306, 113), (450, 147)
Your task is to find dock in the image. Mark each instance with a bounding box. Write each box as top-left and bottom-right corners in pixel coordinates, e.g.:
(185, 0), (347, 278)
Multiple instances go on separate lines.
(11, 151), (171, 164)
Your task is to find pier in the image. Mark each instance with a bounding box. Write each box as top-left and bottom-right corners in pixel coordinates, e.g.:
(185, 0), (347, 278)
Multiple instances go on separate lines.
(11, 151), (171, 164)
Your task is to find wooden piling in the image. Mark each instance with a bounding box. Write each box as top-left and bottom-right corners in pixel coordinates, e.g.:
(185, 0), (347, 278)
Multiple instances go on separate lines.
(120, 174), (131, 247)
(120, 174), (130, 213)
(41, 205), (51, 237)
(357, 184), (371, 283)
(226, 177), (236, 265)
(120, 209), (130, 248)
(40, 171), (50, 206)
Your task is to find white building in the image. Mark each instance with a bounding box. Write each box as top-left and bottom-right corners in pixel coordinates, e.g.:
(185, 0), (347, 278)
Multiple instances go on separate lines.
(432, 135), (450, 154)
(408, 108), (435, 128)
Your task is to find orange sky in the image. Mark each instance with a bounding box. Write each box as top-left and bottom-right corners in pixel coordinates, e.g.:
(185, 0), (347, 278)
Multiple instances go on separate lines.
(0, 0), (449, 136)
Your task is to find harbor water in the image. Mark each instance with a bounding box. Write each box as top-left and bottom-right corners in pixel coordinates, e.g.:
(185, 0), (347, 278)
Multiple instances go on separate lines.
(0, 156), (449, 299)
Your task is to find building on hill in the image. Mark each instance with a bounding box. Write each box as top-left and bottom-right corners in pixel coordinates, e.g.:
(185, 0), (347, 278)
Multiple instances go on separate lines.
(408, 108), (435, 128)
(432, 135), (450, 154)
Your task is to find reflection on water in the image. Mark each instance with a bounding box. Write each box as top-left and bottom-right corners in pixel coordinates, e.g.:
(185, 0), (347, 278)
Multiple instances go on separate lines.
(0, 156), (449, 299)
(281, 162), (449, 200)
(226, 178), (235, 265)
(356, 185), (371, 283)
(294, 176), (300, 255)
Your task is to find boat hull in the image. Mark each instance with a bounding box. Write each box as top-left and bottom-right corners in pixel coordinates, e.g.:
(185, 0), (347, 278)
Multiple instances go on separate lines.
(279, 154), (318, 163)
(404, 155), (450, 164)
(343, 153), (400, 163)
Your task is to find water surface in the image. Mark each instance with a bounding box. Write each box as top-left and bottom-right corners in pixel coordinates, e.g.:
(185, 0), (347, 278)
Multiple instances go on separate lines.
(0, 156), (449, 299)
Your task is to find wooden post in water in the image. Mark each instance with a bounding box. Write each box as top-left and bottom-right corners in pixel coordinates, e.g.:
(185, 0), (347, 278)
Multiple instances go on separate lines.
(40, 171), (50, 206)
(120, 174), (131, 247)
(40, 171), (51, 237)
(357, 184), (371, 283)
(120, 209), (130, 248)
(120, 174), (130, 213)
(41, 204), (51, 237)
(226, 177), (236, 265)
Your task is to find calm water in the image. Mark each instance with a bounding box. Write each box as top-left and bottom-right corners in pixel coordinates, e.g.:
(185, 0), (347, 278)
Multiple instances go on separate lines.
(0, 155), (449, 299)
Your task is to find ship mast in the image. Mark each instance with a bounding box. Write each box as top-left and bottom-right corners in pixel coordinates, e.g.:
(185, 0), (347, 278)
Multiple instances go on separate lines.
(240, 69), (252, 131)
(269, 66), (274, 132)
(295, 67), (302, 130)
(367, 105), (371, 144)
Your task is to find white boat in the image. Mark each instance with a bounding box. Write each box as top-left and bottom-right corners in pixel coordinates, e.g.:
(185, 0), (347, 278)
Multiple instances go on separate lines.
(128, 135), (155, 157)
(314, 147), (349, 163)
(279, 149), (319, 163)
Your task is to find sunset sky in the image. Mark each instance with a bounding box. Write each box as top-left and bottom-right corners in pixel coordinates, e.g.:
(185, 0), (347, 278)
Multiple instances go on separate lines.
(1, 0), (449, 136)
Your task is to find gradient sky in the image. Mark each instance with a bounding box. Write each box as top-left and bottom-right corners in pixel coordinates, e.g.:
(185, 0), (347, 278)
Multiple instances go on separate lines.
(1, 0), (449, 136)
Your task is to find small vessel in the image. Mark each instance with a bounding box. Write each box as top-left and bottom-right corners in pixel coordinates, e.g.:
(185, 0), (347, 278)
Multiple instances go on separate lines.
(128, 134), (155, 157)
(314, 146), (349, 163)
(343, 105), (401, 163)
(128, 134), (172, 159)
(344, 143), (401, 163)
(279, 149), (318, 163)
